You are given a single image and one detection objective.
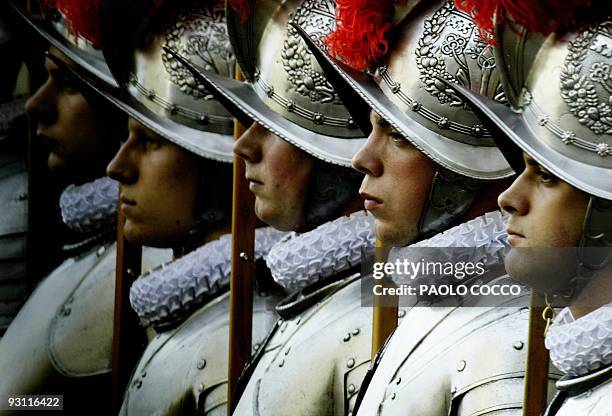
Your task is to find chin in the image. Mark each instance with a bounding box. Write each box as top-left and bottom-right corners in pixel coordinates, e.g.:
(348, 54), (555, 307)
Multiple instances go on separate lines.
(255, 201), (299, 232)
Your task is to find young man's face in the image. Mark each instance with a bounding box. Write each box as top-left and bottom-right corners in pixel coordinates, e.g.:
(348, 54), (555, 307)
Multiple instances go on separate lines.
(498, 153), (589, 293)
(25, 48), (118, 180)
(234, 122), (315, 231)
(106, 118), (201, 247)
(352, 111), (436, 247)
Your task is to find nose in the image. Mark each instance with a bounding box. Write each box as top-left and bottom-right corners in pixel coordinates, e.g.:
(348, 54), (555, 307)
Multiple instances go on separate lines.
(233, 122), (264, 163)
(25, 78), (57, 127)
(498, 172), (529, 216)
(352, 131), (383, 177)
(106, 133), (138, 184)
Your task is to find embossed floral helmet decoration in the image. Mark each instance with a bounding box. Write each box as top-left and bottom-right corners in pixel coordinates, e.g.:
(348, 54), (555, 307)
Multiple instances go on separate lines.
(448, 0), (612, 273)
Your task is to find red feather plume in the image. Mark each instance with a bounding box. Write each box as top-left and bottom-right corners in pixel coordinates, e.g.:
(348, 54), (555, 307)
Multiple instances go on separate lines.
(227, 0), (251, 22)
(454, 0), (601, 45)
(324, 0), (396, 71)
(42, 0), (106, 47)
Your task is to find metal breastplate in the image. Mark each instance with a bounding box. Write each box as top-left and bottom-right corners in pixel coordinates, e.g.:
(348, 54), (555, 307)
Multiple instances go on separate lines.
(0, 243), (170, 414)
(233, 274), (389, 416)
(119, 286), (281, 415)
(544, 366), (612, 416)
(0, 156), (28, 335)
(355, 278), (562, 416)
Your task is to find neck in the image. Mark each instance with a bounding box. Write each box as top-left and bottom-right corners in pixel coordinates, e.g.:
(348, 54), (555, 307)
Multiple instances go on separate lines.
(569, 265), (612, 319)
(462, 179), (511, 221)
(172, 221), (232, 258)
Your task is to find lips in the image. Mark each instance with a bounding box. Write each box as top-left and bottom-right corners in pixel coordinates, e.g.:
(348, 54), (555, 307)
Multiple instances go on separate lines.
(506, 227), (526, 246)
(38, 133), (59, 151)
(119, 195), (137, 215)
(360, 191), (383, 212)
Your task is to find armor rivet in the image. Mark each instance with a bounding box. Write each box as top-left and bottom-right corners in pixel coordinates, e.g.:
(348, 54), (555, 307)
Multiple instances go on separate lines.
(343, 333), (351, 342)
(396, 377), (401, 385)
(471, 125), (483, 137)
(456, 360), (466, 372)
(313, 113), (324, 124)
(17, 193), (27, 201)
(410, 102), (421, 111)
(127, 268), (136, 278)
(254, 343), (260, 350)
(198, 114), (209, 124)
(197, 359), (207, 370)
(347, 358), (355, 368)
(391, 83), (401, 94)
(596, 143), (610, 157)
(391, 392), (396, 400)
(347, 118), (356, 128)
(239, 252), (249, 261)
(147, 89), (156, 99)
(398, 309), (406, 318)
(538, 115), (549, 126)
(169, 104), (178, 115)
(352, 328), (360, 336)
(348, 384), (356, 394)
(513, 341), (524, 350)
(278, 359), (285, 368)
(198, 383), (204, 393)
(437, 117), (450, 128)
(96, 246), (106, 257)
(266, 86), (275, 97)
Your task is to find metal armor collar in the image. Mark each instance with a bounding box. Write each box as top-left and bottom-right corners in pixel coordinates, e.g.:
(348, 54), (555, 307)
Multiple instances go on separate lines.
(129, 227), (286, 331)
(266, 211), (375, 291)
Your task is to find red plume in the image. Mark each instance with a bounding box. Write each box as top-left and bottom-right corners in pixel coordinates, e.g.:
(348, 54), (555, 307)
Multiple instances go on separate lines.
(42, 0), (106, 47)
(227, 0), (251, 22)
(324, 0), (396, 71)
(454, 0), (601, 45)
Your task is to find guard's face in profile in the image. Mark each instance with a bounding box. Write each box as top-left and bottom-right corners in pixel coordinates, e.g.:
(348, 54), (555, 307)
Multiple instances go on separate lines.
(499, 153), (589, 293)
(234, 122), (315, 231)
(352, 110), (436, 247)
(107, 118), (201, 247)
(25, 48), (115, 178)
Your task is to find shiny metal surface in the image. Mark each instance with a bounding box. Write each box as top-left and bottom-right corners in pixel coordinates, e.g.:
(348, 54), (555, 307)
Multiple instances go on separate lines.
(119, 287), (281, 415)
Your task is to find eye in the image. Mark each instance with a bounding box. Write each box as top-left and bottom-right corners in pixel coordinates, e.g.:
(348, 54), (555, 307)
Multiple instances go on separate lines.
(142, 134), (163, 150)
(389, 130), (406, 146)
(52, 72), (78, 94)
(536, 168), (557, 184)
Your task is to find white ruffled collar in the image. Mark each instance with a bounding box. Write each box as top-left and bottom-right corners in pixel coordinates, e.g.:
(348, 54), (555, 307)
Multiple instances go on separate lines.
(546, 303), (612, 377)
(59, 176), (118, 234)
(129, 227), (286, 330)
(266, 211), (375, 291)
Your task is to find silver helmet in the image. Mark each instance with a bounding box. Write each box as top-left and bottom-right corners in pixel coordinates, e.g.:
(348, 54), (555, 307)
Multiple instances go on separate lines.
(99, 0), (236, 162)
(172, 0), (366, 167)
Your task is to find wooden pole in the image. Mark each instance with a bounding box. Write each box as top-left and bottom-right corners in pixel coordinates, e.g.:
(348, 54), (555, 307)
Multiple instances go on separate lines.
(111, 188), (143, 412)
(371, 240), (398, 358)
(227, 66), (257, 414)
(522, 291), (550, 416)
